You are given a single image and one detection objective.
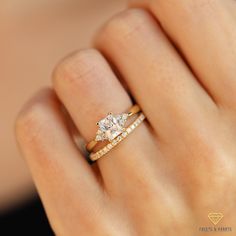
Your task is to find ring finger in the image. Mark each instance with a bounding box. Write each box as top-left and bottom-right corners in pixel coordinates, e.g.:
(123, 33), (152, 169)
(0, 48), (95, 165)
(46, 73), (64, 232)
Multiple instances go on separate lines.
(52, 49), (161, 195)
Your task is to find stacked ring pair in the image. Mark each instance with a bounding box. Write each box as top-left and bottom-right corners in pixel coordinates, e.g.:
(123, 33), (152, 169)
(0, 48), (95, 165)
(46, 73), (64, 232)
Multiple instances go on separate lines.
(86, 104), (145, 162)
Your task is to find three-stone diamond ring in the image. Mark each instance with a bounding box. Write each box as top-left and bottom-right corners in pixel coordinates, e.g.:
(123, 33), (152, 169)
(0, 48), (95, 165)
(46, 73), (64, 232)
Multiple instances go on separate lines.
(86, 104), (146, 161)
(86, 104), (141, 152)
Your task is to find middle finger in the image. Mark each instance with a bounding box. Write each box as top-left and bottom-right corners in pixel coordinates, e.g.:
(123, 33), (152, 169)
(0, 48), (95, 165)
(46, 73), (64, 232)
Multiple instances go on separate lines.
(96, 9), (218, 143)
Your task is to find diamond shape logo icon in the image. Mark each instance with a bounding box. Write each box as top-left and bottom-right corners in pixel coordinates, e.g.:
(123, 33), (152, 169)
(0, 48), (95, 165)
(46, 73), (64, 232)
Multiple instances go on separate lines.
(208, 213), (224, 225)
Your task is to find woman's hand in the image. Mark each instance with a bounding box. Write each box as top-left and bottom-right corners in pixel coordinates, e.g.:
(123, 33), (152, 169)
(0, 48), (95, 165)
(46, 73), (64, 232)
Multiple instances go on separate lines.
(15, 1), (236, 235)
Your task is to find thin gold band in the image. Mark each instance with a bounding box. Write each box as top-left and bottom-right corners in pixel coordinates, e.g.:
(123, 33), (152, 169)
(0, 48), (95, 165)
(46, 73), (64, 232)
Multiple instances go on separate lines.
(89, 113), (146, 162)
(86, 104), (141, 152)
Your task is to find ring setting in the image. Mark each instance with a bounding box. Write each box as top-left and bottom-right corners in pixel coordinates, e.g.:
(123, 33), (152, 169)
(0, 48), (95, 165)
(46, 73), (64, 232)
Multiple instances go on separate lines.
(95, 112), (129, 142)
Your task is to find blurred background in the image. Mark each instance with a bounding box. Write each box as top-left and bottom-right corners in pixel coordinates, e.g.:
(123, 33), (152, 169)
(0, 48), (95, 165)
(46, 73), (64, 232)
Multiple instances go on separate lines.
(0, 0), (126, 234)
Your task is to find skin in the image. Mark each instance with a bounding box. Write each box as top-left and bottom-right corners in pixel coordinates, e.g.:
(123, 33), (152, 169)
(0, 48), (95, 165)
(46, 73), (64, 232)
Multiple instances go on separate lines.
(0, 0), (125, 210)
(15, 0), (236, 235)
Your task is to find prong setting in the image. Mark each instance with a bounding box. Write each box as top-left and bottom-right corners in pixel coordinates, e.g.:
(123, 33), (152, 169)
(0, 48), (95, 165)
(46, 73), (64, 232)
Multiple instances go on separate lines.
(95, 112), (129, 142)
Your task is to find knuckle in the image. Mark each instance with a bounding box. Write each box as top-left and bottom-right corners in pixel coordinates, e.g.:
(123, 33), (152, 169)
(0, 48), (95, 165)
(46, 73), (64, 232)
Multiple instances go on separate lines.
(182, 125), (236, 189)
(100, 8), (152, 43)
(193, 147), (235, 188)
(15, 89), (54, 146)
(16, 104), (47, 145)
(16, 108), (42, 146)
(52, 48), (102, 88)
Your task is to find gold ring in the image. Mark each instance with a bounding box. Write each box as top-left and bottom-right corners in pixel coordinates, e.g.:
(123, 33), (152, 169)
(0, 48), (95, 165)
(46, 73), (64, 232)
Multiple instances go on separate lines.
(89, 113), (146, 162)
(86, 104), (141, 152)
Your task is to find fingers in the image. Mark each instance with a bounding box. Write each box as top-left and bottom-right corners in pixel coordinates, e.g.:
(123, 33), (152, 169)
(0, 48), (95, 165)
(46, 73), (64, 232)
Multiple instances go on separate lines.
(15, 88), (105, 235)
(52, 49), (161, 196)
(94, 8), (236, 216)
(131, 0), (236, 108)
(52, 48), (189, 233)
(95, 9), (217, 143)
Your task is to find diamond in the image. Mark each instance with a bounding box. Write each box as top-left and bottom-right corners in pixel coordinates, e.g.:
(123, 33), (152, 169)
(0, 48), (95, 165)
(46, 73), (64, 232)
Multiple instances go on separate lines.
(112, 139), (117, 145)
(97, 113), (128, 142)
(126, 127), (132, 133)
(116, 113), (128, 126)
(95, 130), (105, 141)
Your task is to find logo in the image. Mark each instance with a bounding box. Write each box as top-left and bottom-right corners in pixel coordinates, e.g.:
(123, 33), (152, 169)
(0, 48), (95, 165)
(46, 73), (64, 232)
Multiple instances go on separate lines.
(208, 213), (224, 225)
(199, 212), (232, 232)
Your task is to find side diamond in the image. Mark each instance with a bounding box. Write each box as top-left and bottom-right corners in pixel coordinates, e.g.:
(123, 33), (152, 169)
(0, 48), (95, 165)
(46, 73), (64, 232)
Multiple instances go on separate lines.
(95, 130), (104, 141)
(116, 113), (128, 126)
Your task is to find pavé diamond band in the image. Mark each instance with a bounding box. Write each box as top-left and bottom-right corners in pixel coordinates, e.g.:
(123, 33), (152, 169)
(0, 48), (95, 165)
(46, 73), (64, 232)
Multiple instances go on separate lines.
(86, 104), (141, 152)
(89, 113), (146, 162)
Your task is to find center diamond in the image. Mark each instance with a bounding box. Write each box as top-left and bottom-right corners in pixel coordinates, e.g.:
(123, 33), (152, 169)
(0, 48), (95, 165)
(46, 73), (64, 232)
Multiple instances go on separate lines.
(95, 113), (128, 142)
